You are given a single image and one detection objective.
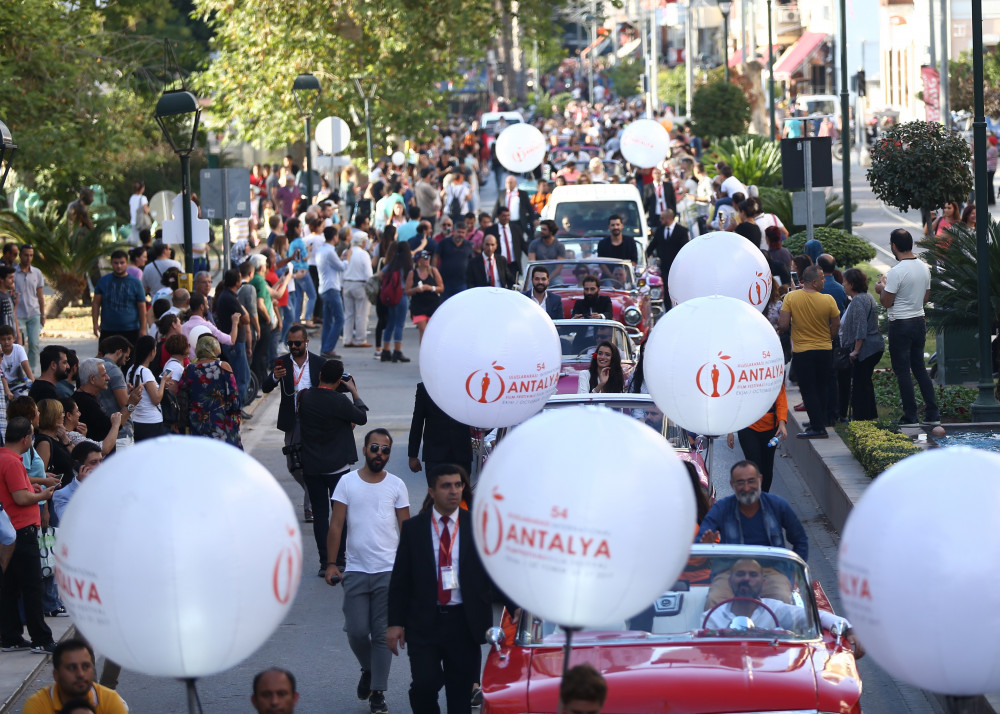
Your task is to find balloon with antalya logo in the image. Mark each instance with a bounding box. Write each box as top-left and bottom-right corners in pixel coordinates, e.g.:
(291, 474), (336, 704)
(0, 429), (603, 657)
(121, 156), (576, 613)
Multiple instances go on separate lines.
(668, 231), (772, 311)
(839, 447), (1000, 696)
(473, 406), (696, 628)
(55, 437), (302, 678)
(619, 119), (672, 169)
(420, 287), (561, 428)
(493, 123), (547, 173)
(643, 295), (784, 435)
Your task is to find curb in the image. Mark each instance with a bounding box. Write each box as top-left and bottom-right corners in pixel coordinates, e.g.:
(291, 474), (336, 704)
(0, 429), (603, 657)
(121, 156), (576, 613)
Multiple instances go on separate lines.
(0, 626), (77, 714)
(784, 385), (998, 713)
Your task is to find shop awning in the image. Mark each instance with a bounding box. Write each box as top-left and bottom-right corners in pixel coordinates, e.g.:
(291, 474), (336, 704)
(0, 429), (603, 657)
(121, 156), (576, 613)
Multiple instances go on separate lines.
(617, 38), (642, 59)
(773, 31), (827, 80)
(728, 44), (782, 68)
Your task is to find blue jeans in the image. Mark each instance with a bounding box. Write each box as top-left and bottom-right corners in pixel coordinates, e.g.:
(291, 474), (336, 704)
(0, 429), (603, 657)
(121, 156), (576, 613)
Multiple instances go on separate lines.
(279, 304), (295, 344)
(18, 315), (41, 373)
(321, 288), (345, 354)
(223, 343), (251, 406)
(292, 274), (316, 323)
(382, 296), (408, 344)
(888, 317), (940, 422)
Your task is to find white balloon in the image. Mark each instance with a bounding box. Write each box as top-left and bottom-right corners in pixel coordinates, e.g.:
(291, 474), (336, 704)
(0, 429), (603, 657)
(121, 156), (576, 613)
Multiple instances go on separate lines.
(493, 123), (547, 173)
(643, 296), (784, 435)
(56, 437), (302, 678)
(391, 151), (405, 167)
(839, 447), (1000, 696)
(315, 116), (351, 155)
(619, 119), (671, 169)
(473, 406), (695, 628)
(419, 288), (561, 428)
(668, 231), (772, 311)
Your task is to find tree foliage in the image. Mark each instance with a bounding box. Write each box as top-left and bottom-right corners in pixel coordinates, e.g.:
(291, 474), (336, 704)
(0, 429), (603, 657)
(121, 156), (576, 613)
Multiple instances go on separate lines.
(605, 59), (642, 99)
(947, 50), (1000, 117)
(758, 186), (853, 235)
(690, 82), (750, 139)
(784, 226), (876, 268)
(919, 221), (1000, 329)
(866, 121), (973, 212)
(704, 136), (783, 188)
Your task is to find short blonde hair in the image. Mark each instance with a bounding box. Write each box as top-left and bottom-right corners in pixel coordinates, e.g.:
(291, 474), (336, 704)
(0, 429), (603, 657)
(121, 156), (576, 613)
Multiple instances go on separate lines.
(37, 399), (64, 431)
(195, 334), (221, 360)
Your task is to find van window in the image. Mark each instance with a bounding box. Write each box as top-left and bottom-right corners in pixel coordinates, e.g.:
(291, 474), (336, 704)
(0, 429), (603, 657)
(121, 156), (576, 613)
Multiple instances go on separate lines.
(554, 201), (643, 238)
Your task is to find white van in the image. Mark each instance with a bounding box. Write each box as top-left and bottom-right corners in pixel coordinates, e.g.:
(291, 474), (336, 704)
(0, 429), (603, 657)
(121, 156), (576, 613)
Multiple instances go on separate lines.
(480, 111), (524, 135)
(540, 183), (650, 266)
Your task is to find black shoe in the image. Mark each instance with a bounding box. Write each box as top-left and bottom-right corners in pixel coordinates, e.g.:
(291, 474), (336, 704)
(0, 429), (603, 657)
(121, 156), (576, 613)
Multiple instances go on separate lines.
(1, 639), (31, 652)
(45, 607), (69, 618)
(357, 669), (372, 700)
(369, 690), (388, 714)
(321, 351), (342, 359)
(392, 350), (410, 363)
(922, 419), (942, 426)
(317, 567), (327, 578)
(897, 419), (920, 428)
(471, 686), (483, 707)
(380, 350), (392, 362)
(240, 410), (253, 420)
(30, 642), (56, 654)
(797, 429), (829, 439)
(304, 509), (314, 523)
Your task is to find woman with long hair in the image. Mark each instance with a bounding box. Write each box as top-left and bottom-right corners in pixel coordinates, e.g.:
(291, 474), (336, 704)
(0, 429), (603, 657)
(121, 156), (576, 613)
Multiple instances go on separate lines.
(578, 341), (625, 393)
(406, 249), (443, 342)
(34, 399), (74, 487)
(379, 241), (414, 363)
(838, 268), (884, 421)
(125, 335), (172, 441)
(373, 227), (397, 359)
(340, 166), (357, 221)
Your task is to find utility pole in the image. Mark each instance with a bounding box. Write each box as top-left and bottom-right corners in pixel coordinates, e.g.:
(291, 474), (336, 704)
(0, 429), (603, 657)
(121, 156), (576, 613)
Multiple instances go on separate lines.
(767, 0), (776, 140)
(649, 1), (659, 113)
(941, 0), (951, 130)
(685, 0), (695, 118)
(839, 0), (852, 232)
(637, 0), (651, 115)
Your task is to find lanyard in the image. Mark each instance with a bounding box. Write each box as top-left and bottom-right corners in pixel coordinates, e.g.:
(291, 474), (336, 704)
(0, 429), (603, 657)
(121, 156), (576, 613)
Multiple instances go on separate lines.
(292, 359), (307, 388)
(432, 512), (458, 563)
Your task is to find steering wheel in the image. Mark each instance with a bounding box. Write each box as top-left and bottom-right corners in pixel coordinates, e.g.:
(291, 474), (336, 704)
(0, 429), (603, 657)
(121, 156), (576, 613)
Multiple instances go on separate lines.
(701, 597), (780, 630)
(574, 348), (596, 359)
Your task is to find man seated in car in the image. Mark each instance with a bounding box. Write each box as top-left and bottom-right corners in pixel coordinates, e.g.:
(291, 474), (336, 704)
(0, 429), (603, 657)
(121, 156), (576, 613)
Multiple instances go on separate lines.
(572, 276), (613, 320)
(605, 265), (630, 288)
(703, 558), (863, 655)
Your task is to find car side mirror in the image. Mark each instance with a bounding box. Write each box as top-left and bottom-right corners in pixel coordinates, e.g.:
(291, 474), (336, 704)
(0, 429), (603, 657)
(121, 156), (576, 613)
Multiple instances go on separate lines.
(485, 626), (507, 658)
(830, 620), (846, 647)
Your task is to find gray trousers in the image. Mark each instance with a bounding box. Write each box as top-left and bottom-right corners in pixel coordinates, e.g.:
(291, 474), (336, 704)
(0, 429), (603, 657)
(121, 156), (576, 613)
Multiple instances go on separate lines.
(342, 571), (393, 691)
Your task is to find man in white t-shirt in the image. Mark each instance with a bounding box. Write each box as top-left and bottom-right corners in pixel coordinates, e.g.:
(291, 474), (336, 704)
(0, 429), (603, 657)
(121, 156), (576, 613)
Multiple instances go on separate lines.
(326, 428), (409, 714)
(875, 229), (940, 427)
(717, 163), (747, 199)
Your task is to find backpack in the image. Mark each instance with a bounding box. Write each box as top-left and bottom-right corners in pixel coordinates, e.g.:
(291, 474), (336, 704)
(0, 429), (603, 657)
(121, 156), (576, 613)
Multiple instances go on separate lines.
(448, 191), (462, 219)
(379, 269), (403, 307)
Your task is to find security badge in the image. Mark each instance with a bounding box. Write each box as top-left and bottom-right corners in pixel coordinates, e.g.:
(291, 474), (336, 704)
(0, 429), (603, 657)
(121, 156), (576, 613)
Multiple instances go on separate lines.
(439, 566), (458, 590)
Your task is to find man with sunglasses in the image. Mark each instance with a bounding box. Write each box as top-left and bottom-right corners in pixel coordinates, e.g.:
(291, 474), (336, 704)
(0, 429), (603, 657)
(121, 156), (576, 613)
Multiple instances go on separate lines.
(326, 428), (409, 714)
(262, 324), (325, 522)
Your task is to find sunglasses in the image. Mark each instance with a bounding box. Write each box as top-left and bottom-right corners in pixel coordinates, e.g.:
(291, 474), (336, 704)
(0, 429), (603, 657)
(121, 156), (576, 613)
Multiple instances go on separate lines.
(368, 444), (391, 455)
(286, 340), (305, 347)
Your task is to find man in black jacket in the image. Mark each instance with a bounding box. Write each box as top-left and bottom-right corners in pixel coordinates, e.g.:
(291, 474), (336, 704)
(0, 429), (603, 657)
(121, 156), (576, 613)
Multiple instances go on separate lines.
(642, 167), (677, 229)
(571, 275), (614, 320)
(298, 358), (368, 576)
(645, 209), (690, 303)
(466, 235), (512, 289)
(408, 382), (473, 477)
(387, 465), (514, 714)
(523, 265), (565, 320)
(261, 323), (324, 522)
(484, 207), (525, 275)
(493, 175), (535, 233)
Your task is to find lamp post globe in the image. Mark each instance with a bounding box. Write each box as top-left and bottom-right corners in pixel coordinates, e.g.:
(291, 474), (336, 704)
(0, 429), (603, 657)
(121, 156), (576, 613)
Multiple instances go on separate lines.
(717, 0), (732, 82)
(154, 89), (201, 275)
(292, 73), (322, 208)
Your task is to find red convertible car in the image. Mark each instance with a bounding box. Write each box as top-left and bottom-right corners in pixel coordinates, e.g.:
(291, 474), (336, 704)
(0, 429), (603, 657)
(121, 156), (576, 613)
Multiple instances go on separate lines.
(551, 319), (636, 394)
(525, 258), (652, 338)
(481, 545), (861, 714)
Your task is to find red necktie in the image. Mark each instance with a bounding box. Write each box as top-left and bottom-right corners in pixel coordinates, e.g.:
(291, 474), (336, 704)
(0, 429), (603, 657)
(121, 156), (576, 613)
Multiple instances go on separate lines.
(506, 191), (512, 210)
(438, 517), (452, 605)
(488, 257), (495, 286)
(503, 226), (513, 261)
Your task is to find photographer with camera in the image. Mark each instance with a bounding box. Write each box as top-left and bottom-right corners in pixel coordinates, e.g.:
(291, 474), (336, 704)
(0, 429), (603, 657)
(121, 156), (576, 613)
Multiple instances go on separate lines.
(297, 358), (369, 577)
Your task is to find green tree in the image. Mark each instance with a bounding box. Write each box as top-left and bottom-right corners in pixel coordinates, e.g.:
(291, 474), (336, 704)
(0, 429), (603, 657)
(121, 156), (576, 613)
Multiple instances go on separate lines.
(866, 121), (973, 212)
(919, 222), (1000, 329)
(948, 50), (1000, 116)
(784, 226), (876, 268)
(605, 59), (643, 99)
(690, 82), (750, 139)
(657, 65), (688, 114)
(703, 136), (783, 188)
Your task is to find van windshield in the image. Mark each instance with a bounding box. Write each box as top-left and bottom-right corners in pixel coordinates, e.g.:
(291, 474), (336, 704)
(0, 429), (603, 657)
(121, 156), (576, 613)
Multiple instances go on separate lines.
(554, 201), (644, 238)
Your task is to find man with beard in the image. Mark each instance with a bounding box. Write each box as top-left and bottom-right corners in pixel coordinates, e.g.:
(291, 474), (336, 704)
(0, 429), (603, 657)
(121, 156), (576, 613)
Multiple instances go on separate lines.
(326, 428), (409, 714)
(22, 638), (129, 713)
(596, 215), (638, 265)
(698, 461), (808, 607)
(28, 346), (70, 403)
(92, 250), (146, 345)
(523, 265), (564, 320)
(702, 558), (861, 653)
(571, 275), (613, 320)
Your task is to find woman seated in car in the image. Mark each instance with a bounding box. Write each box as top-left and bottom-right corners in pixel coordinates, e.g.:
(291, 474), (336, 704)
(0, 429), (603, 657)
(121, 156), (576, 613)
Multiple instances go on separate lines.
(578, 340), (625, 394)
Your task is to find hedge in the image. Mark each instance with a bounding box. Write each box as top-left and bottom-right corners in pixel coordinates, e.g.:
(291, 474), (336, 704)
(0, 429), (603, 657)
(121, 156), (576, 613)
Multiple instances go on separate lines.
(843, 421), (921, 478)
(785, 226), (876, 268)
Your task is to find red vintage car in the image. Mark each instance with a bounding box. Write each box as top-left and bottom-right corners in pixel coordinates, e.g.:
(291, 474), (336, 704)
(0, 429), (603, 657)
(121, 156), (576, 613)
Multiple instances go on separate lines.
(481, 545), (862, 714)
(550, 319), (636, 394)
(526, 258), (652, 338)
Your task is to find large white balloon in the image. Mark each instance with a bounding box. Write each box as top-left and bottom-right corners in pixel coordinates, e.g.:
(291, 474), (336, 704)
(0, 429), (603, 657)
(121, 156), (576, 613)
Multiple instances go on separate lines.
(493, 123), (547, 173)
(315, 116), (351, 155)
(839, 447), (1000, 696)
(420, 288), (561, 428)
(56, 437), (302, 678)
(473, 406), (695, 628)
(391, 151), (406, 167)
(643, 296), (784, 435)
(619, 119), (671, 169)
(668, 231), (772, 311)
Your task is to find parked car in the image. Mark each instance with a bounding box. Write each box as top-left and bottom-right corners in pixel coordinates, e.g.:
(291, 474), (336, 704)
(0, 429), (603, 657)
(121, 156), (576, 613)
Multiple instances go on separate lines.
(481, 544), (862, 714)
(549, 319), (637, 394)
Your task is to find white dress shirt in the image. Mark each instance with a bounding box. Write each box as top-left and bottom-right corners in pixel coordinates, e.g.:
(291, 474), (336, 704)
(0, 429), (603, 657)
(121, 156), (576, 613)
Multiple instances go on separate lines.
(505, 189), (521, 221)
(431, 507), (462, 604)
(482, 254), (502, 287)
(496, 223), (515, 262)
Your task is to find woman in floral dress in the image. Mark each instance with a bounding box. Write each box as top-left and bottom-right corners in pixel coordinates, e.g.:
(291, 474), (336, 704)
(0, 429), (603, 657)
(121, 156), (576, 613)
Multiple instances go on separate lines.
(178, 334), (242, 449)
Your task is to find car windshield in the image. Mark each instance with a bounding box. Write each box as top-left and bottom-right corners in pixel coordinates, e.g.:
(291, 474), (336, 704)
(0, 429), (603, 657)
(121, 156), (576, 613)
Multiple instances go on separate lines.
(516, 552), (820, 645)
(537, 261), (635, 290)
(543, 398), (666, 435)
(553, 322), (632, 361)
(554, 201), (643, 238)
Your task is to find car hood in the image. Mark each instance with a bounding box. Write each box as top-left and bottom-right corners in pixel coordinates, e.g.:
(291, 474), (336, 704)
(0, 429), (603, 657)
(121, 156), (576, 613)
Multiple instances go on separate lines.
(525, 641), (821, 714)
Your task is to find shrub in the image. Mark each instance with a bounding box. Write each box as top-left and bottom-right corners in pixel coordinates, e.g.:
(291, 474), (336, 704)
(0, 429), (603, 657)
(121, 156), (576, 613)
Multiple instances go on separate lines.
(704, 136), (783, 189)
(866, 120), (973, 212)
(844, 421), (921, 478)
(757, 186), (853, 235)
(872, 369), (976, 422)
(918, 220), (1000, 330)
(690, 82), (750, 139)
(785, 227), (876, 268)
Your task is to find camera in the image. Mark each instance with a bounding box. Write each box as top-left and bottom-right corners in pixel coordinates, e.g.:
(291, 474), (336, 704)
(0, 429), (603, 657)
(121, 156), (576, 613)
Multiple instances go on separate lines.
(281, 443), (303, 472)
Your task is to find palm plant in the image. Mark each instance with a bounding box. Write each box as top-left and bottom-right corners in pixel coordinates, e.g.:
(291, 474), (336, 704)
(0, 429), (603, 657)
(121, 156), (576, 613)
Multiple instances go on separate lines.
(0, 201), (120, 318)
(704, 135), (783, 188)
(919, 220), (1000, 329)
(757, 186), (851, 234)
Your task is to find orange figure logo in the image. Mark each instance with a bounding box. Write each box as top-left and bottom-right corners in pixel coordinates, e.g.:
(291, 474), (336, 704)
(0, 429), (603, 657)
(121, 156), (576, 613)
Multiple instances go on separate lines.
(695, 353), (735, 397)
(465, 361), (506, 403)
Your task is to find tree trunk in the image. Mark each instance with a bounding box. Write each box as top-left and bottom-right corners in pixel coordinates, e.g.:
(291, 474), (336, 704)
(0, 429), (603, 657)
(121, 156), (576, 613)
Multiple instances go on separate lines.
(46, 273), (88, 319)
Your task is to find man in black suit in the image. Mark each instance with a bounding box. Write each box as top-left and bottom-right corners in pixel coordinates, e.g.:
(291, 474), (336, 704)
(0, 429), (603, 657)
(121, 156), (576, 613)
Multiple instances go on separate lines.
(408, 382), (473, 477)
(466, 234), (512, 289)
(523, 264), (564, 320)
(261, 323), (324, 522)
(645, 209), (690, 303)
(571, 275), (613, 319)
(484, 207), (525, 276)
(387, 465), (514, 714)
(493, 175), (535, 232)
(643, 167), (677, 229)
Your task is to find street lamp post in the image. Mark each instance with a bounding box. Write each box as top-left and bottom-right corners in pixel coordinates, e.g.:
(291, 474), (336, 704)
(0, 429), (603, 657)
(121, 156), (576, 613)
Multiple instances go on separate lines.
(0, 121), (17, 193)
(969, 0), (1000, 421)
(154, 89), (201, 275)
(292, 73), (322, 208)
(717, 0), (733, 83)
(351, 76), (378, 172)
(766, 0), (776, 140)
(838, 0), (852, 232)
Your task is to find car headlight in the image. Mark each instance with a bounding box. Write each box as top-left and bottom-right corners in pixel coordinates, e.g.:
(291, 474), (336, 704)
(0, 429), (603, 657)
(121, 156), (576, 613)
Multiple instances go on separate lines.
(649, 287), (663, 300)
(623, 306), (642, 326)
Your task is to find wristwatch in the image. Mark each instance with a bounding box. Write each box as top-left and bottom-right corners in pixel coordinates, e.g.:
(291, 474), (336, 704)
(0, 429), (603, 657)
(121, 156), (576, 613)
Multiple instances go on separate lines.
(126, 404), (136, 413)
